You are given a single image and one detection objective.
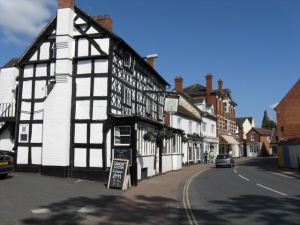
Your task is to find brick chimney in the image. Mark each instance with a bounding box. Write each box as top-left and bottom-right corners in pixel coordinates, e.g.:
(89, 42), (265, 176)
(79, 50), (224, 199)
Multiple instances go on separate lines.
(218, 79), (223, 93)
(58, 0), (74, 9)
(146, 54), (158, 68)
(205, 73), (213, 95)
(175, 76), (183, 92)
(94, 14), (113, 32)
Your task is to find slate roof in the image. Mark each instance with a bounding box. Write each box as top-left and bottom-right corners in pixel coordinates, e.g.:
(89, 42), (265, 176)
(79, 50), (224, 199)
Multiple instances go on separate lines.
(2, 58), (19, 68)
(251, 127), (272, 136)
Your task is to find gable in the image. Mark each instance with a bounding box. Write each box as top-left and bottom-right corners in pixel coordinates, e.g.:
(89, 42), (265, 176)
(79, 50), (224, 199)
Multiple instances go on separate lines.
(275, 79), (300, 111)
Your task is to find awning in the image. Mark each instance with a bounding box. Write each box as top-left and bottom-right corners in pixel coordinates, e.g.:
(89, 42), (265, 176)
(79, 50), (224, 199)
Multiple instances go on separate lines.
(221, 135), (238, 144)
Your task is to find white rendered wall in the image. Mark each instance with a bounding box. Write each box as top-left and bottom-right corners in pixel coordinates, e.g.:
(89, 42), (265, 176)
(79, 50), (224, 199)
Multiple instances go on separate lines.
(137, 155), (156, 179)
(0, 129), (13, 151)
(42, 7), (74, 166)
(0, 67), (18, 103)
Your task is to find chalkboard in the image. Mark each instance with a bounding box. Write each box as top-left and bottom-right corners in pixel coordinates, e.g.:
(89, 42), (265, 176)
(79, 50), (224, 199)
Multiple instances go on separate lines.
(113, 148), (132, 165)
(107, 159), (129, 190)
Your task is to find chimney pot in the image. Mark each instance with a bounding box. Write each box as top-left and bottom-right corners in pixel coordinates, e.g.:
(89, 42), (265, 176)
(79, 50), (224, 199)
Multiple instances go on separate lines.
(175, 76), (183, 92)
(94, 14), (113, 32)
(58, 0), (74, 9)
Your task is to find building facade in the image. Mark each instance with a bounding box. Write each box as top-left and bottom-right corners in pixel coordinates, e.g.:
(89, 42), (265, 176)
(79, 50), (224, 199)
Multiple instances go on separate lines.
(182, 73), (238, 156)
(0, 0), (183, 184)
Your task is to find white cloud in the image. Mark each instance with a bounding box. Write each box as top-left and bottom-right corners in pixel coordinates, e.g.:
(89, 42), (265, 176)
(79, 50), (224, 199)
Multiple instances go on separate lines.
(270, 103), (278, 109)
(0, 0), (56, 43)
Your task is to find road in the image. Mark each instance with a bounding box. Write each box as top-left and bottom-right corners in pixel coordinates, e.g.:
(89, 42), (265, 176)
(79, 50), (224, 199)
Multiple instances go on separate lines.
(0, 172), (123, 225)
(179, 157), (300, 225)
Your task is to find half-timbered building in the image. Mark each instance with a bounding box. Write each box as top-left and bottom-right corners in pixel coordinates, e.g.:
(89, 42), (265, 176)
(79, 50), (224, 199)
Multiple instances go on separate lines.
(0, 0), (183, 184)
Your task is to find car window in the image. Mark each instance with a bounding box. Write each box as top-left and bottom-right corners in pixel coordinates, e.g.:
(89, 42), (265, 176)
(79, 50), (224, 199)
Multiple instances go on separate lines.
(217, 155), (229, 159)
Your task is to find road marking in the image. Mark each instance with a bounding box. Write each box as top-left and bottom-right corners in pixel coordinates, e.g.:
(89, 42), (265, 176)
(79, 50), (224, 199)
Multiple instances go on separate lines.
(256, 183), (287, 196)
(238, 174), (250, 181)
(31, 208), (52, 214)
(183, 168), (209, 225)
(78, 205), (99, 214)
(269, 171), (293, 178)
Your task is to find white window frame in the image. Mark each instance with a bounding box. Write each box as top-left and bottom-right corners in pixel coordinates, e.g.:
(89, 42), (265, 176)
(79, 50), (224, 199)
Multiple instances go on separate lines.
(251, 133), (256, 141)
(114, 126), (131, 146)
(177, 118), (182, 129)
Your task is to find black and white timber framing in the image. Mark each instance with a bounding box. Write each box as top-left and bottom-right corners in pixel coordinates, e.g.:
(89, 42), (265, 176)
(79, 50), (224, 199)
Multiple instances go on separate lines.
(3, 3), (184, 183)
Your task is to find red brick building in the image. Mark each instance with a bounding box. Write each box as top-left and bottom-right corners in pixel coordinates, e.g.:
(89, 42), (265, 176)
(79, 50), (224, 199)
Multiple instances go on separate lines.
(274, 79), (300, 142)
(246, 127), (272, 157)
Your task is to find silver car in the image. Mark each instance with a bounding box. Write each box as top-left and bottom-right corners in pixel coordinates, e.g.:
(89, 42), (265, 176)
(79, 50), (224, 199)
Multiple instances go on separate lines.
(215, 154), (234, 168)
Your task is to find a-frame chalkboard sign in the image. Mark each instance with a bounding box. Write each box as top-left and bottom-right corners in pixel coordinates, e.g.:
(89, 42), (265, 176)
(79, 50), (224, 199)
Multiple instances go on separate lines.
(107, 159), (129, 190)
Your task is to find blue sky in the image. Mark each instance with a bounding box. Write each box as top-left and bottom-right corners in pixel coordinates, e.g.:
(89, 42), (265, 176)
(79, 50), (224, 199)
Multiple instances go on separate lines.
(1, 0), (299, 127)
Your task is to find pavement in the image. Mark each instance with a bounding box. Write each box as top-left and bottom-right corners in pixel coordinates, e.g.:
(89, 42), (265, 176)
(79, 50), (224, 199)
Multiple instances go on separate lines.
(80, 157), (300, 225)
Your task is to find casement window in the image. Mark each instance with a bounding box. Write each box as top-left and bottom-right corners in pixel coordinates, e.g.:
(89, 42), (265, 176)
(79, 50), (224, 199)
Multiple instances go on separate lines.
(211, 124), (215, 134)
(251, 133), (256, 141)
(224, 102), (228, 112)
(122, 86), (132, 106)
(158, 106), (163, 120)
(19, 125), (29, 142)
(114, 126), (131, 145)
(146, 98), (152, 114)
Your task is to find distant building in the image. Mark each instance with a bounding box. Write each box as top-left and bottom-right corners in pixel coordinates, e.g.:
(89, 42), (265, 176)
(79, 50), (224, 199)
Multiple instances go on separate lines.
(274, 79), (300, 143)
(245, 127), (272, 157)
(236, 117), (255, 156)
(182, 73), (238, 156)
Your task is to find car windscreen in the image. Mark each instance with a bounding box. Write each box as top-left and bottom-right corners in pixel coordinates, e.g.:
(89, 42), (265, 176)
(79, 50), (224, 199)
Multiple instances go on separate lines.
(217, 155), (229, 159)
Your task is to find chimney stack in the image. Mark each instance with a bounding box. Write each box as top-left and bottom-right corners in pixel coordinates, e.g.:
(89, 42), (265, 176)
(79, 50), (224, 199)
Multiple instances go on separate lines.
(94, 14), (113, 32)
(205, 73), (213, 94)
(58, 0), (74, 9)
(218, 79), (223, 93)
(146, 54), (158, 68)
(175, 76), (183, 92)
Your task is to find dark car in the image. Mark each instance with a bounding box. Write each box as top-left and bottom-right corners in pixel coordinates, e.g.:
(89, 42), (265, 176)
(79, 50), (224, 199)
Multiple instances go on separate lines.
(0, 151), (14, 178)
(215, 154), (234, 168)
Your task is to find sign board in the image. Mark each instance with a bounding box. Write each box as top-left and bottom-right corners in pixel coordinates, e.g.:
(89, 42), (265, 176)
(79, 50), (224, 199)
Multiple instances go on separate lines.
(113, 148), (132, 166)
(164, 96), (179, 113)
(107, 159), (129, 190)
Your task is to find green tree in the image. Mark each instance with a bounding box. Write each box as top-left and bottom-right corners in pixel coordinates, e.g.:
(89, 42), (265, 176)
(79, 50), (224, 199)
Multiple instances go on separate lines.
(261, 110), (277, 130)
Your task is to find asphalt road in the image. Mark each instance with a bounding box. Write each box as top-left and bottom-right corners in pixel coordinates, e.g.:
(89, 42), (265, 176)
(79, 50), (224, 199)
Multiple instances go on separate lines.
(0, 172), (123, 225)
(179, 157), (300, 225)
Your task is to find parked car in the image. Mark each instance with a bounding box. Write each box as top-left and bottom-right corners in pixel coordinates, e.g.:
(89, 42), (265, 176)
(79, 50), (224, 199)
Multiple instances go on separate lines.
(215, 154), (234, 168)
(0, 151), (14, 178)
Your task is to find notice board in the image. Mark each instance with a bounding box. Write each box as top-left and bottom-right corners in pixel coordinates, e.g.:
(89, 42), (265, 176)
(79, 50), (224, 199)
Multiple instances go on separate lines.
(113, 148), (132, 165)
(107, 159), (129, 190)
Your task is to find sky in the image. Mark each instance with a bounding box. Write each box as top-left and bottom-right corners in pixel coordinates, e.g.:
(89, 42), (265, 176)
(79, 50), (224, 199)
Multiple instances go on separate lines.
(0, 0), (299, 127)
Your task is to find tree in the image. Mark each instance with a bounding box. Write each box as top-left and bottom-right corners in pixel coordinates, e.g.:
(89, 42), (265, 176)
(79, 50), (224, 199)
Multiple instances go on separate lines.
(261, 110), (277, 130)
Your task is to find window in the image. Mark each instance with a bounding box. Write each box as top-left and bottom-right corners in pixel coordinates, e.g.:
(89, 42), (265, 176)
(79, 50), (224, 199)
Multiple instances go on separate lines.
(146, 98), (152, 114)
(224, 102), (228, 112)
(251, 133), (256, 141)
(114, 126), (131, 145)
(20, 125), (29, 142)
(211, 124), (215, 134)
(122, 86), (132, 106)
(177, 118), (182, 129)
(202, 122), (207, 132)
(188, 121), (192, 134)
(196, 124), (200, 134)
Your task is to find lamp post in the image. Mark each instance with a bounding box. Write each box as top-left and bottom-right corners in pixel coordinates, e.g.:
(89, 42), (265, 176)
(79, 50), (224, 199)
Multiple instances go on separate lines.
(132, 54), (158, 186)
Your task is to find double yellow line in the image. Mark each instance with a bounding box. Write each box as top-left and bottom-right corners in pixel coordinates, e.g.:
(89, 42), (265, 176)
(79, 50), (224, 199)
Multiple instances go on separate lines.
(182, 168), (209, 225)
